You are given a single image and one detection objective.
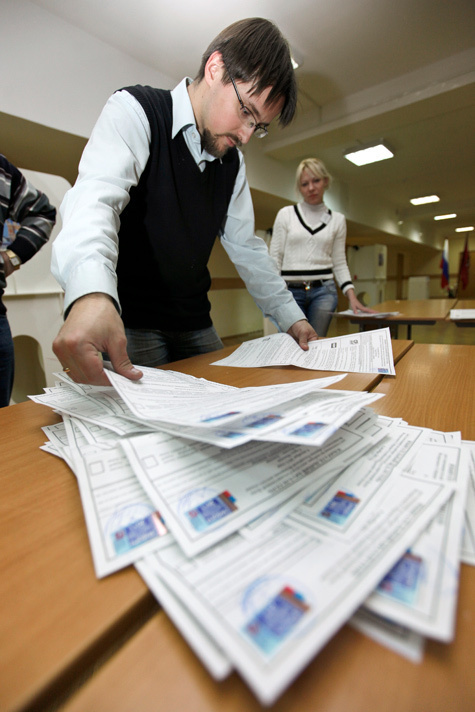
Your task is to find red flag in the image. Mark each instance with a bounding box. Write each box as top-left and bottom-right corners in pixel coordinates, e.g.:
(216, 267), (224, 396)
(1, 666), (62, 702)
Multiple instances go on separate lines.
(459, 236), (470, 291)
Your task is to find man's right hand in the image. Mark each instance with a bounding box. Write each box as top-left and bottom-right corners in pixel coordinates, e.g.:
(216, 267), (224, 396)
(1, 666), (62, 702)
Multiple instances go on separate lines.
(53, 293), (143, 386)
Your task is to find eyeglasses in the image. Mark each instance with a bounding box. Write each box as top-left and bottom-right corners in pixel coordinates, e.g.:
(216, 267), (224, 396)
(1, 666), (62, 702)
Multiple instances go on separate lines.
(226, 69), (268, 139)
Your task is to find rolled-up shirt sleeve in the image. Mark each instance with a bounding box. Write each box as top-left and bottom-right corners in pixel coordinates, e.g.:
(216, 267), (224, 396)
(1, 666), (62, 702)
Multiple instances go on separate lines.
(219, 160), (305, 332)
(51, 90), (151, 315)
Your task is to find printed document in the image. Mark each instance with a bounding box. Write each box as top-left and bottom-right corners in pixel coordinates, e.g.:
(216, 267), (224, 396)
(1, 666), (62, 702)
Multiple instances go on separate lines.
(364, 440), (468, 641)
(62, 415), (171, 578)
(105, 365), (350, 427)
(211, 328), (395, 375)
(336, 309), (400, 318)
(120, 430), (361, 557)
(450, 309), (475, 320)
(461, 442), (475, 565)
(136, 559), (232, 681)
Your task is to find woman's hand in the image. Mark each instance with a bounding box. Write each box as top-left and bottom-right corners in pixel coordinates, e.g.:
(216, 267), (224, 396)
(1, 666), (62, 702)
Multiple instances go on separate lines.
(347, 289), (377, 314)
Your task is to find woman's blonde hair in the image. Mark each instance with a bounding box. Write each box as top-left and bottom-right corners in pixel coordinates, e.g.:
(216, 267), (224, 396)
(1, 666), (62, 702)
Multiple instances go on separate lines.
(295, 157), (332, 195)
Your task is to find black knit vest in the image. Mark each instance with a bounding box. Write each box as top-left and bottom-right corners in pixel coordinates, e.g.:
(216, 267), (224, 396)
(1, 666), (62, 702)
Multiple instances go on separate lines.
(116, 86), (239, 330)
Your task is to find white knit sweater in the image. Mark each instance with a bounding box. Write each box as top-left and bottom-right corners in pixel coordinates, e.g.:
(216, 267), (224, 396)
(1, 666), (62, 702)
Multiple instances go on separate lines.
(269, 202), (353, 294)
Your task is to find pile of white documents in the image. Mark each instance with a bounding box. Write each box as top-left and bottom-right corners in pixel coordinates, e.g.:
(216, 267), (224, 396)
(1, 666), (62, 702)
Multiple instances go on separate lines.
(32, 364), (475, 705)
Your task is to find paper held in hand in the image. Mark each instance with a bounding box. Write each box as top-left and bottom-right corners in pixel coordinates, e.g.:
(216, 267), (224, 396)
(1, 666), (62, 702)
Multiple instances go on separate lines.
(212, 328), (396, 376)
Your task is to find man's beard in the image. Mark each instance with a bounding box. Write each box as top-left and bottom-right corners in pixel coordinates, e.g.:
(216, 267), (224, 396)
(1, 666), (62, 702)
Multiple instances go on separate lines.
(201, 128), (241, 158)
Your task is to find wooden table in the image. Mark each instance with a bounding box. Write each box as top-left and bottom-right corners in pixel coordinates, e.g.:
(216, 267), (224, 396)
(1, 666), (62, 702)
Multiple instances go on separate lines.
(371, 342), (475, 438)
(343, 298), (456, 338)
(57, 569), (475, 712)
(0, 341), (411, 712)
(5, 339), (475, 712)
(0, 402), (159, 712)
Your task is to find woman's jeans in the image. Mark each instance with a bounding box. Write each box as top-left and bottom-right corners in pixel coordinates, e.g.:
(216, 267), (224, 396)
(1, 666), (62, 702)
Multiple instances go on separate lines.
(124, 325), (224, 367)
(0, 315), (14, 407)
(289, 279), (338, 337)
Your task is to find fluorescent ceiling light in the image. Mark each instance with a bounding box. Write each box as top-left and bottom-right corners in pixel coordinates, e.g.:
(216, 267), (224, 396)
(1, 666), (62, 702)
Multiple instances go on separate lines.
(455, 226), (474, 232)
(344, 141), (394, 166)
(434, 213), (456, 220)
(410, 195), (440, 205)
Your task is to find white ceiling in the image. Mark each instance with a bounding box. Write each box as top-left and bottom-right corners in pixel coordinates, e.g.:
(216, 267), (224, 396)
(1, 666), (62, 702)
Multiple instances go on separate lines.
(31, 0), (475, 247)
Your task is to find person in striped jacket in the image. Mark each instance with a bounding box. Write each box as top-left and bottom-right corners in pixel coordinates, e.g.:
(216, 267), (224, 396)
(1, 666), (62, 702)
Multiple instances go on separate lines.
(0, 154), (56, 406)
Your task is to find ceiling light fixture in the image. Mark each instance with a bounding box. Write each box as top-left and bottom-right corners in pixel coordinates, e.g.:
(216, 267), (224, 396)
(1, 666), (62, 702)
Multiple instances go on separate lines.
(410, 195), (440, 205)
(344, 141), (394, 166)
(290, 47), (304, 70)
(434, 213), (456, 220)
(455, 226), (474, 232)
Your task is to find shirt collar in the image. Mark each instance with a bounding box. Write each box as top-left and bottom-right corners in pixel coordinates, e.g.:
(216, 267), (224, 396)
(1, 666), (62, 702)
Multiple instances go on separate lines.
(171, 77), (222, 164)
(171, 77), (196, 138)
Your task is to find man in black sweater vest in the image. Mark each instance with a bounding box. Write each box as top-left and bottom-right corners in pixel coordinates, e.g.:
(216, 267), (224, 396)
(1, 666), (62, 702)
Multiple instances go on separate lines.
(52, 18), (318, 386)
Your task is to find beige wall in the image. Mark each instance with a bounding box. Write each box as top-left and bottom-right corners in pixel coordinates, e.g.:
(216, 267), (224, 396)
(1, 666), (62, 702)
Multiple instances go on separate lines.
(208, 237), (264, 338)
(388, 235), (472, 299)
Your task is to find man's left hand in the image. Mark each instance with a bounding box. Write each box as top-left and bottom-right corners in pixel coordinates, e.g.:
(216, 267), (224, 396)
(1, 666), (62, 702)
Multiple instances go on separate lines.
(287, 319), (318, 350)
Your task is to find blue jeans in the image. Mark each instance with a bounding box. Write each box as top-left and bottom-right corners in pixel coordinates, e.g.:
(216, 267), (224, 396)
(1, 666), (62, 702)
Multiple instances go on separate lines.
(124, 325), (224, 367)
(0, 314), (14, 407)
(289, 280), (338, 337)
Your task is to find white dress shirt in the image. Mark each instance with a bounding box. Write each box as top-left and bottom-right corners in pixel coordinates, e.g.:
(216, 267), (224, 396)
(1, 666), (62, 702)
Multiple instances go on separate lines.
(51, 79), (304, 331)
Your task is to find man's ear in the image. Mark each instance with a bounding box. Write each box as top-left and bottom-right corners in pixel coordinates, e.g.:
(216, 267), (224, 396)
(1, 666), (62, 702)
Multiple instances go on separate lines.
(204, 50), (225, 87)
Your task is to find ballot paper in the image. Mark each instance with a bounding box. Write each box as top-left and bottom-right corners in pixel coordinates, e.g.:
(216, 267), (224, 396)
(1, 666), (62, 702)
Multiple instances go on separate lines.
(122, 411), (391, 558)
(450, 309), (475, 320)
(30, 384), (147, 437)
(61, 415), (171, 578)
(251, 390), (384, 447)
(288, 421), (432, 537)
(240, 409), (391, 539)
(211, 328), (396, 375)
(41, 419), (78, 469)
(101, 368), (348, 448)
(33, 371), (375, 451)
(120, 429), (364, 557)
(105, 364), (351, 428)
(461, 441), (475, 565)
(363, 440), (468, 641)
(136, 559), (232, 681)
(349, 608), (425, 663)
(336, 309), (400, 318)
(142, 462), (453, 706)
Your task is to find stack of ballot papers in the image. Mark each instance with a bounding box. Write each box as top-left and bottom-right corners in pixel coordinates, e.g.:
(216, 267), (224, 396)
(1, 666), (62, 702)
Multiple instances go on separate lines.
(30, 355), (475, 705)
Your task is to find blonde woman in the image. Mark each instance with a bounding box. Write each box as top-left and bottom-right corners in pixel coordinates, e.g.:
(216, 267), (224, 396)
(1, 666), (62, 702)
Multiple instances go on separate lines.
(270, 157), (374, 336)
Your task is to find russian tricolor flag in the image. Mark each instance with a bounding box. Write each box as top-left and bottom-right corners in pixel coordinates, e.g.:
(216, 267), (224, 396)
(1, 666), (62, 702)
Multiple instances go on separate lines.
(440, 238), (449, 289)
